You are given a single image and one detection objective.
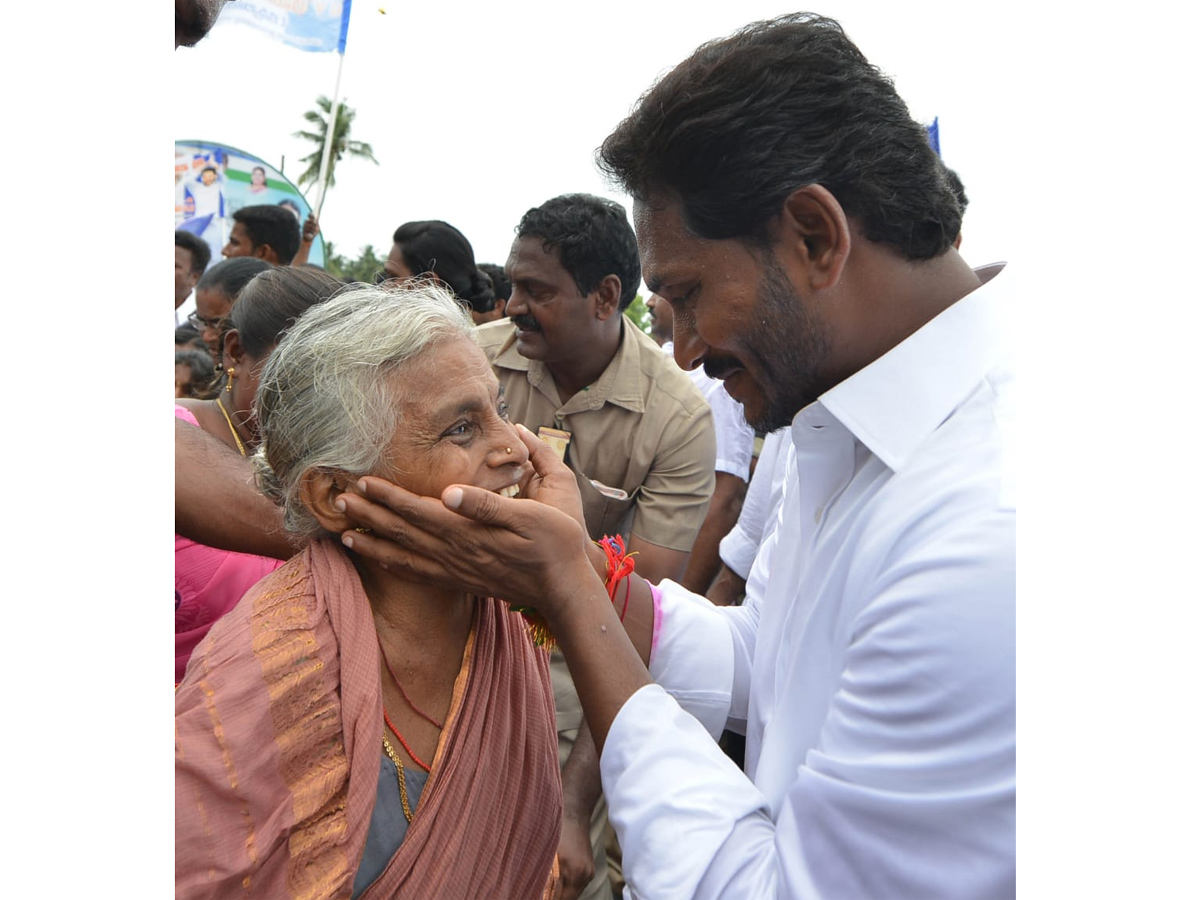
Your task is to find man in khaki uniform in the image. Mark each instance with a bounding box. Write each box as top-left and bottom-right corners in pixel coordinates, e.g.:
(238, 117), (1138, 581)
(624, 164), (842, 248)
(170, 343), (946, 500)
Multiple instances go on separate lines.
(476, 193), (716, 900)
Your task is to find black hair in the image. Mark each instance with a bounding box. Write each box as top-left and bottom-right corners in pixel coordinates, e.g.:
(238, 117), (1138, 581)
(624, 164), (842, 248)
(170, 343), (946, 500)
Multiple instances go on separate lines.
(597, 13), (962, 260)
(175, 323), (208, 352)
(227, 266), (344, 358)
(943, 166), (969, 216)
(478, 263), (511, 302)
(175, 230), (211, 275)
(232, 204), (302, 263)
(175, 347), (216, 398)
(195, 257), (273, 301)
(391, 220), (495, 314)
(515, 194), (641, 311)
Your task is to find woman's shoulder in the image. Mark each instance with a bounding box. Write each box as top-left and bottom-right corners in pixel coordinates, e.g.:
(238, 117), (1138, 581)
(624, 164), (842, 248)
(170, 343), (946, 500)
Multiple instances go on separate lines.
(174, 401), (201, 426)
(184, 556), (318, 670)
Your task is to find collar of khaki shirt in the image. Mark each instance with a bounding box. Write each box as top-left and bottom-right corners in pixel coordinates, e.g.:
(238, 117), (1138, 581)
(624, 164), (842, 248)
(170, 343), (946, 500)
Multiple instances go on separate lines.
(816, 262), (1011, 473)
(488, 317), (651, 415)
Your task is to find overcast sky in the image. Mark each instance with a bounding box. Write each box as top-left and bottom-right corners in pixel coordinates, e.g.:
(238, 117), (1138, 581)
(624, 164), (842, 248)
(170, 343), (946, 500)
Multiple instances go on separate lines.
(176, 1), (1022, 275)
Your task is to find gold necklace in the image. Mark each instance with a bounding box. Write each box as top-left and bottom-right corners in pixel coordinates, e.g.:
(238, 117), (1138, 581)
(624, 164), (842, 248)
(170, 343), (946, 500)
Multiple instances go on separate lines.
(382, 734), (414, 822)
(214, 396), (247, 457)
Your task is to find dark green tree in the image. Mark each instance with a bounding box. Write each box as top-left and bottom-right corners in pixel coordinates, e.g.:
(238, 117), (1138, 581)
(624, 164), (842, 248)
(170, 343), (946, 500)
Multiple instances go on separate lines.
(293, 95), (379, 199)
(625, 293), (652, 336)
(323, 242), (386, 284)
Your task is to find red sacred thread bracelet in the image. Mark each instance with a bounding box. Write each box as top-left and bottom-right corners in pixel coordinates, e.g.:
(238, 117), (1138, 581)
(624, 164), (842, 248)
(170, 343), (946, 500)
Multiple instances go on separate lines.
(506, 534), (637, 645)
(597, 535), (636, 622)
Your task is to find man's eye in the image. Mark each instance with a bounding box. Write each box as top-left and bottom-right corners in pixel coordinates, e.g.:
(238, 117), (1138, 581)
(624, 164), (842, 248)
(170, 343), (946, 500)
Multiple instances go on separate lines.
(670, 286), (698, 308)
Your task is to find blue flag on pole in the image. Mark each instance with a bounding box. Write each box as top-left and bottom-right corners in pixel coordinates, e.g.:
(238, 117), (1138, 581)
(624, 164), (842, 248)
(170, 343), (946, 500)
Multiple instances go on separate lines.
(214, 0), (353, 53)
(926, 117), (941, 157)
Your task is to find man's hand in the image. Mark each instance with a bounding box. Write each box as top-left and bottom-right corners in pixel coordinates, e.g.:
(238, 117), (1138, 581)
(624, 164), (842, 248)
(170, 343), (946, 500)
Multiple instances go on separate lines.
(337, 424), (596, 614)
(556, 811), (596, 900)
(301, 212), (320, 244)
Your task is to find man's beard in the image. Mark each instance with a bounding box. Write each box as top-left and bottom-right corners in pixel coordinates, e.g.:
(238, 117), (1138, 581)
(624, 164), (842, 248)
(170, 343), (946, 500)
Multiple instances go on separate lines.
(707, 255), (831, 433)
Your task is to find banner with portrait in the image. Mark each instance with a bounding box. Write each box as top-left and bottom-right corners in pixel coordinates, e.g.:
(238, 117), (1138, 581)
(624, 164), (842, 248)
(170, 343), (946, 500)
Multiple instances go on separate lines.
(174, 140), (325, 270)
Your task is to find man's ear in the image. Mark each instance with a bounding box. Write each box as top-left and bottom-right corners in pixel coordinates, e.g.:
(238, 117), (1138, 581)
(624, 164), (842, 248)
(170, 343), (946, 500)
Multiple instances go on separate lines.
(254, 244), (279, 264)
(593, 274), (622, 321)
(299, 468), (357, 534)
(777, 184), (851, 292)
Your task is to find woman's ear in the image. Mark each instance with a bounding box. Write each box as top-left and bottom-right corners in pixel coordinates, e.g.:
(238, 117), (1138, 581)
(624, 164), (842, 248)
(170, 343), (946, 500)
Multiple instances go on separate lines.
(299, 468), (357, 533)
(222, 328), (246, 370)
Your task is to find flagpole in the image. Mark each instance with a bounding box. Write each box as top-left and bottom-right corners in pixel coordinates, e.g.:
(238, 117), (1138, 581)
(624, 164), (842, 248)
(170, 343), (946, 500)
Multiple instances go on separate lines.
(313, 48), (344, 220)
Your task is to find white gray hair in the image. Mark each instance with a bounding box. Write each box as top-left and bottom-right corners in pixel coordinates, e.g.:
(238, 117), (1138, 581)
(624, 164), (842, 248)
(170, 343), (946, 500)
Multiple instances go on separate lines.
(252, 279), (476, 539)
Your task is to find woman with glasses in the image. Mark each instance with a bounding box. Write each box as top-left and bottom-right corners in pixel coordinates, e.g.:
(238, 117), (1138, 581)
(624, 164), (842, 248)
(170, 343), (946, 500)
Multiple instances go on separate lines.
(187, 257), (272, 371)
(174, 265), (343, 683)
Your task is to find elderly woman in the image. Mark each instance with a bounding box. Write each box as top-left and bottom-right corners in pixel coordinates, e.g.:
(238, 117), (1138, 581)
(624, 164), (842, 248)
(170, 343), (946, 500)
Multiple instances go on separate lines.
(175, 282), (563, 900)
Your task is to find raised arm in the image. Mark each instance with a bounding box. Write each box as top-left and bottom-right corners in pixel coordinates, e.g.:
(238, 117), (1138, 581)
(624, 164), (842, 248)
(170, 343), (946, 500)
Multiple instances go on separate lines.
(175, 420), (295, 560)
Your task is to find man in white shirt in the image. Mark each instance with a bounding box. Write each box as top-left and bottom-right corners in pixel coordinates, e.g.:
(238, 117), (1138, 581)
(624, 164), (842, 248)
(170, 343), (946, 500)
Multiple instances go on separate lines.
(337, 12), (1014, 899)
(707, 427), (790, 607)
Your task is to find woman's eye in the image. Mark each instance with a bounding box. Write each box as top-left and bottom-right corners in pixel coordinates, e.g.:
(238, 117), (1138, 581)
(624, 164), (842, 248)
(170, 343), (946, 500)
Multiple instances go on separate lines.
(498, 401), (511, 421)
(445, 421), (472, 438)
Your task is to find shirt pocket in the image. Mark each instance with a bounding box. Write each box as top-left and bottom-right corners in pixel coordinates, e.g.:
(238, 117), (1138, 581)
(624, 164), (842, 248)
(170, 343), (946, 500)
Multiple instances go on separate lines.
(574, 467), (639, 541)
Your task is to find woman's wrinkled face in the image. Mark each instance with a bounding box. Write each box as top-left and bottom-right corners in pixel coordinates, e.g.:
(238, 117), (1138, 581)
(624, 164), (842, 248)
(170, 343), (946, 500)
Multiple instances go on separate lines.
(378, 336), (529, 499)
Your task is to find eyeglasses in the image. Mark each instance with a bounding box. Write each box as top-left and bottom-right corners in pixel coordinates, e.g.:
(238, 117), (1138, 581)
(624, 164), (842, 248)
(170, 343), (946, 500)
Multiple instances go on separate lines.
(187, 312), (225, 332)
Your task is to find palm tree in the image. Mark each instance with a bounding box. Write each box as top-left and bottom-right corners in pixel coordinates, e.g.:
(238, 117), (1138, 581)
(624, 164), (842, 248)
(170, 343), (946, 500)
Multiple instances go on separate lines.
(293, 95), (379, 201)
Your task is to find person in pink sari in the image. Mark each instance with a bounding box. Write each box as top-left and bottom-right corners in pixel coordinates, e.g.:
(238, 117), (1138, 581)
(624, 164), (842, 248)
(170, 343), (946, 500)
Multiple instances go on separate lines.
(175, 265), (343, 683)
(176, 282), (563, 899)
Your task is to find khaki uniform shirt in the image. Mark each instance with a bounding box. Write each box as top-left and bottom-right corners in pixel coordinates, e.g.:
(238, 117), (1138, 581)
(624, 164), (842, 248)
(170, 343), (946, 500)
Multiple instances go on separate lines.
(476, 316), (716, 551)
(477, 316), (717, 900)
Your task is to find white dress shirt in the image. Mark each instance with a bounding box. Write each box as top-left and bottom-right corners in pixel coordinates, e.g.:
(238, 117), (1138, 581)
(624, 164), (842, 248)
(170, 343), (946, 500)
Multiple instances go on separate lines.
(718, 428), (791, 579)
(662, 340), (756, 482)
(601, 264), (1015, 899)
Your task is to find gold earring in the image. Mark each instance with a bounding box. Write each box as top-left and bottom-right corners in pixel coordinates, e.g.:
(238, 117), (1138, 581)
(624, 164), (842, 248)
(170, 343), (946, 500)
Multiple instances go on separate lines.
(225, 367), (235, 393)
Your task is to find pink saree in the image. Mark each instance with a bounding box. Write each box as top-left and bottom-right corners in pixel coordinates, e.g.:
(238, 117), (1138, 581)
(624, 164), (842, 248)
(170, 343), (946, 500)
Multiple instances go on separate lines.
(176, 539), (562, 899)
(175, 404), (282, 682)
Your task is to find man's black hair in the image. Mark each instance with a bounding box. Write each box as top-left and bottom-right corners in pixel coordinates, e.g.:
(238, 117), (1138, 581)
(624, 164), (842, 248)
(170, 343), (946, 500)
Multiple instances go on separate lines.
(232, 204), (302, 264)
(598, 13), (962, 260)
(175, 230), (211, 276)
(479, 263), (511, 302)
(515, 194), (641, 311)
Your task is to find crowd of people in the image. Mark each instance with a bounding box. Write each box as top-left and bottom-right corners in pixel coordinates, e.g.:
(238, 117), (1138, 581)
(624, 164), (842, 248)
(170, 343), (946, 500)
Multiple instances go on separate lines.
(175, 9), (1014, 900)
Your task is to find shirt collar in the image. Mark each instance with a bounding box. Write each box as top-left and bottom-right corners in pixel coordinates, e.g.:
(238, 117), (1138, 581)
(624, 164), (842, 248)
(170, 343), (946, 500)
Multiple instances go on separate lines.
(490, 318), (647, 413)
(803, 262), (1011, 472)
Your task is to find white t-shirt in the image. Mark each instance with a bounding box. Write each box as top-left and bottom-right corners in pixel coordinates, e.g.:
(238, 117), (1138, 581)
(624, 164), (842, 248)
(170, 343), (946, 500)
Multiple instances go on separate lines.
(662, 341), (755, 482)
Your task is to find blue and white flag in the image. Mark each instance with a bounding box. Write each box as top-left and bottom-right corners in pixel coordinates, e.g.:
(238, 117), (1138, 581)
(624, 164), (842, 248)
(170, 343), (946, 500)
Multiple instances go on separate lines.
(214, 0), (353, 53)
(926, 117), (941, 157)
